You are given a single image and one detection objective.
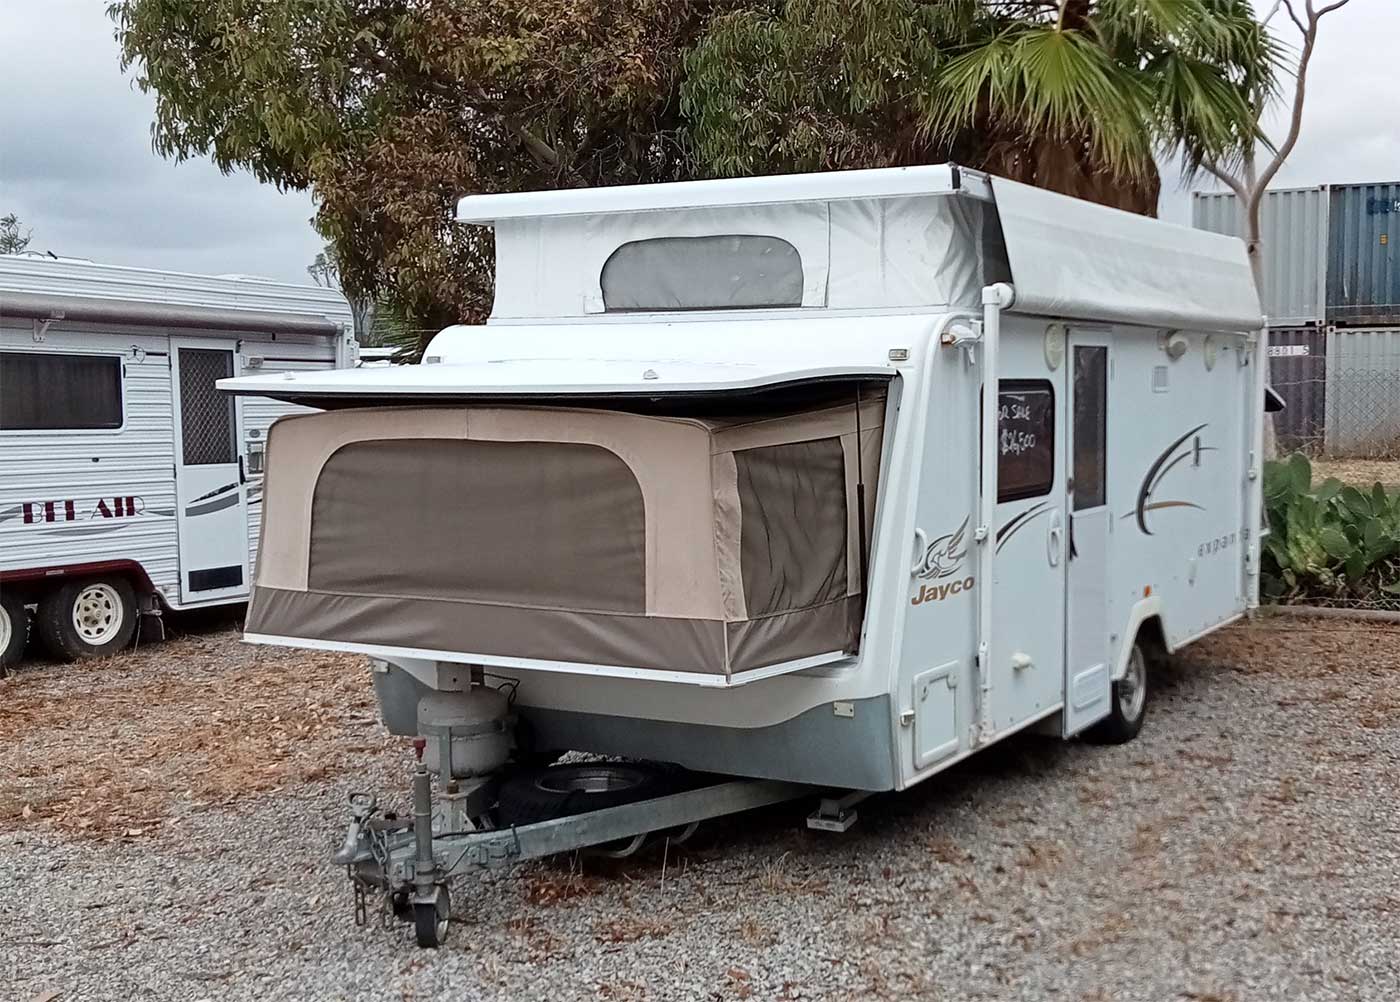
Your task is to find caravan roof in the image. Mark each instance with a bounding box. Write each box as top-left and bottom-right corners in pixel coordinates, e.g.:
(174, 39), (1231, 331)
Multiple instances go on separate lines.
(223, 165), (1264, 407)
(0, 254), (353, 336)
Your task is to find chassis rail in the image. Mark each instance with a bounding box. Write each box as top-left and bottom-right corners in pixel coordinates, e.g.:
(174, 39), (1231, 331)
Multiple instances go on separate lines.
(339, 772), (816, 946)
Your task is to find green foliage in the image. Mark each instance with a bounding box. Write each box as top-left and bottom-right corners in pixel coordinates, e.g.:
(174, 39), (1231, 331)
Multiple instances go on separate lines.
(109, 0), (729, 334)
(1261, 454), (1400, 604)
(109, 0), (1279, 345)
(683, 0), (1278, 211)
(0, 213), (32, 255)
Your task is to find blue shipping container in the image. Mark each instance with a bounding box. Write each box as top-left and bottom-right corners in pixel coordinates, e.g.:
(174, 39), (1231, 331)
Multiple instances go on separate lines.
(1327, 182), (1400, 325)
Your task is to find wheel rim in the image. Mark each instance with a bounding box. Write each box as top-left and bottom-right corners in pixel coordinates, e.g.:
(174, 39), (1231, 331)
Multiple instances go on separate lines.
(1119, 646), (1148, 723)
(434, 887), (450, 940)
(0, 603), (11, 652)
(71, 583), (124, 646)
(535, 766), (645, 795)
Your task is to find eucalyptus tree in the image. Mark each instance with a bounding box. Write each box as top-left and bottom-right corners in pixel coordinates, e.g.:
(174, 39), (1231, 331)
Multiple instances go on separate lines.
(111, 0), (1281, 347)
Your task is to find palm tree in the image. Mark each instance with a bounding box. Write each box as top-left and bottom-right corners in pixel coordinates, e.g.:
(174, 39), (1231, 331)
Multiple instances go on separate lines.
(685, 0), (1280, 215)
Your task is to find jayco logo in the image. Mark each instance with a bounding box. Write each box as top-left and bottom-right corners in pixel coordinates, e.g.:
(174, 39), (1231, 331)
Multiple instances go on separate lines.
(911, 517), (975, 606)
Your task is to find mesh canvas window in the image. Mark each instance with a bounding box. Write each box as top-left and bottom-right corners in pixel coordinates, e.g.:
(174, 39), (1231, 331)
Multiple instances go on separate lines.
(0, 352), (122, 430)
(601, 235), (803, 312)
(309, 439), (647, 613)
(735, 437), (848, 617)
(178, 348), (237, 466)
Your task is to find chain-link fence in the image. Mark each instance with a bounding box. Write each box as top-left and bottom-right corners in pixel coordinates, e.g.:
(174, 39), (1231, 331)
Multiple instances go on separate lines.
(1327, 368), (1400, 459)
(1263, 353), (1400, 613)
(1270, 367), (1400, 461)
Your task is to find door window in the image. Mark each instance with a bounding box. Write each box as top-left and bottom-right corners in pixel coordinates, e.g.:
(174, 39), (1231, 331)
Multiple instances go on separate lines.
(178, 349), (236, 466)
(997, 380), (1055, 502)
(1072, 345), (1108, 510)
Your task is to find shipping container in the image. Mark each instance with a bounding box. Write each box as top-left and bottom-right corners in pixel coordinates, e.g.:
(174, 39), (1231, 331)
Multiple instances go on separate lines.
(1192, 186), (1327, 326)
(1324, 326), (1400, 458)
(1267, 326), (1327, 453)
(1327, 182), (1400, 326)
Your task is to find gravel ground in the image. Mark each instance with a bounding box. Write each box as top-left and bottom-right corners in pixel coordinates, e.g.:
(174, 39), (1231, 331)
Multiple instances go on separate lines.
(3, 618), (1398, 1001)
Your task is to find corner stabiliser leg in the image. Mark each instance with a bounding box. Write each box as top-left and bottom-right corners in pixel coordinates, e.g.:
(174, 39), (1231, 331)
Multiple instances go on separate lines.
(806, 791), (869, 833)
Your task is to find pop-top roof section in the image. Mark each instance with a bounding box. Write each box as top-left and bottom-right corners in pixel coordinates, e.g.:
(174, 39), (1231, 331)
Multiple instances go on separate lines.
(457, 165), (1005, 321)
(456, 164), (991, 222)
(445, 164), (1262, 332)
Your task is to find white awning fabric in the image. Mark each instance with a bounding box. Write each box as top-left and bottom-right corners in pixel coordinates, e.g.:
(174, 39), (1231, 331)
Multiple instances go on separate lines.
(991, 177), (1264, 333)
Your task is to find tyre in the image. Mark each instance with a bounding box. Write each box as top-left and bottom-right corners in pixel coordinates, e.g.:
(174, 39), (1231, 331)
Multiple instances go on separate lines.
(414, 884), (450, 949)
(0, 589), (29, 675)
(36, 577), (138, 662)
(1084, 639), (1149, 745)
(496, 762), (675, 827)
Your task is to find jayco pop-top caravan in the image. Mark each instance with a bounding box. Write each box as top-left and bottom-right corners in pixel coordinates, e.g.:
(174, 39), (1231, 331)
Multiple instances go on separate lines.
(0, 256), (355, 668)
(221, 165), (1267, 947)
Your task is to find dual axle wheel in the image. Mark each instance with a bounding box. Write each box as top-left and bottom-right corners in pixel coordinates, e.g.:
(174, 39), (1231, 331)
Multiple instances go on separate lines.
(0, 575), (139, 673)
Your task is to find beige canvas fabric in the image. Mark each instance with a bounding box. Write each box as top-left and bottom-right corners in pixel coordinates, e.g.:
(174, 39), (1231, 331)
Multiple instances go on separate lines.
(248, 393), (886, 678)
(250, 587), (728, 673)
(256, 406), (721, 619)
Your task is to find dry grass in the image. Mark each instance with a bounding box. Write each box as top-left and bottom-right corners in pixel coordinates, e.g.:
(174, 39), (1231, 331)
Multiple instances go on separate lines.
(1310, 457), (1400, 489)
(735, 916), (777, 948)
(522, 867), (606, 907)
(0, 629), (394, 838)
(593, 913), (673, 944)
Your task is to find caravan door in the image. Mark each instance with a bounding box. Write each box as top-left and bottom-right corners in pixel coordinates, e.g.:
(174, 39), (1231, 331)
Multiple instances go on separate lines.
(984, 320), (1068, 735)
(1062, 332), (1112, 735)
(171, 340), (250, 604)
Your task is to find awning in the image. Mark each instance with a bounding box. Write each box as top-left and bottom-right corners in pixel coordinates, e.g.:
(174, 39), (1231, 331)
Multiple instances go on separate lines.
(992, 177), (1265, 333)
(1, 290), (343, 337)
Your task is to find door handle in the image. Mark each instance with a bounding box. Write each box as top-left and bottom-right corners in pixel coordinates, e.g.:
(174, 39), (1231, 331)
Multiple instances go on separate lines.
(1047, 510), (1063, 567)
(238, 455), (247, 486)
(911, 527), (929, 576)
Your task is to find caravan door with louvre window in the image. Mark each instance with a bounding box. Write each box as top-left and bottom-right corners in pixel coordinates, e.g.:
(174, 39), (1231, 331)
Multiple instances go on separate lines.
(171, 340), (250, 603)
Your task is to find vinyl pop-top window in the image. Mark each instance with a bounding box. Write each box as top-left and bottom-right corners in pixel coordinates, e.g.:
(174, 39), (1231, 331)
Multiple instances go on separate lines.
(601, 235), (803, 312)
(0, 351), (123, 431)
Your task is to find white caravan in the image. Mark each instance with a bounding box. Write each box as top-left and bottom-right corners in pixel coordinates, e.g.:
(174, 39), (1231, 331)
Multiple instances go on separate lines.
(0, 255), (355, 667)
(222, 165), (1266, 947)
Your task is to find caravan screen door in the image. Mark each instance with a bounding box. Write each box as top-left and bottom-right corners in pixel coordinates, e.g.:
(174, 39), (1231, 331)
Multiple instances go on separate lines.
(171, 340), (249, 603)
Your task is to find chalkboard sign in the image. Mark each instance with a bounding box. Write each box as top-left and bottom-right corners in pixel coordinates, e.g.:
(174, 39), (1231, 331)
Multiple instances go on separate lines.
(998, 380), (1055, 501)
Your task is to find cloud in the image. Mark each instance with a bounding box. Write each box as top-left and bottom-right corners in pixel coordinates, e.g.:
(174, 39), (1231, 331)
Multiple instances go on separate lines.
(0, 0), (323, 285)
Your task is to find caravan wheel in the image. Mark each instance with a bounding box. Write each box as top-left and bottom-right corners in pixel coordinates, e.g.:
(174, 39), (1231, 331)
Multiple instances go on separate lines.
(36, 577), (138, 662)
(1084, 642), (1149, 745)
(0, 590), (30, 675)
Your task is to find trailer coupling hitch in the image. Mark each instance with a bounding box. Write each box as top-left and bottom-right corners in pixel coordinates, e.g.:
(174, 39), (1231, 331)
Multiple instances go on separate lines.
(333, 791), (380, 866)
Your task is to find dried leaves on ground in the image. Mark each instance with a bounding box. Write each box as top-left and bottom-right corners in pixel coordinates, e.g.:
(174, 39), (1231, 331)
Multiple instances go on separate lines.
(0, 630), (394, 838)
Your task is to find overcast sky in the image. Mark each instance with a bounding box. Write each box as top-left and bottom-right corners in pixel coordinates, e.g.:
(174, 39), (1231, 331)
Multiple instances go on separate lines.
(1, 0), (1396, 288)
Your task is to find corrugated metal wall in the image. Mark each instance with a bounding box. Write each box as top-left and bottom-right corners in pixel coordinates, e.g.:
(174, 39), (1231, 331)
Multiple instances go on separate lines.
(1325, 326), (1400, 457)
(1267, 327), (1327, 453)
(1192, 187), (1327, 326)
(1327, 183), (1400, 326)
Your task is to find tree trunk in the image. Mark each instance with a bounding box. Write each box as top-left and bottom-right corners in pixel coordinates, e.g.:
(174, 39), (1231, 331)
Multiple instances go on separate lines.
(1245, 197), (1279, 459)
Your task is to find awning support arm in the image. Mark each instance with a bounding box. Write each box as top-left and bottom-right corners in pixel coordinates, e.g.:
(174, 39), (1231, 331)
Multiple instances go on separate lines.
(974, 283), (1015, 747)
